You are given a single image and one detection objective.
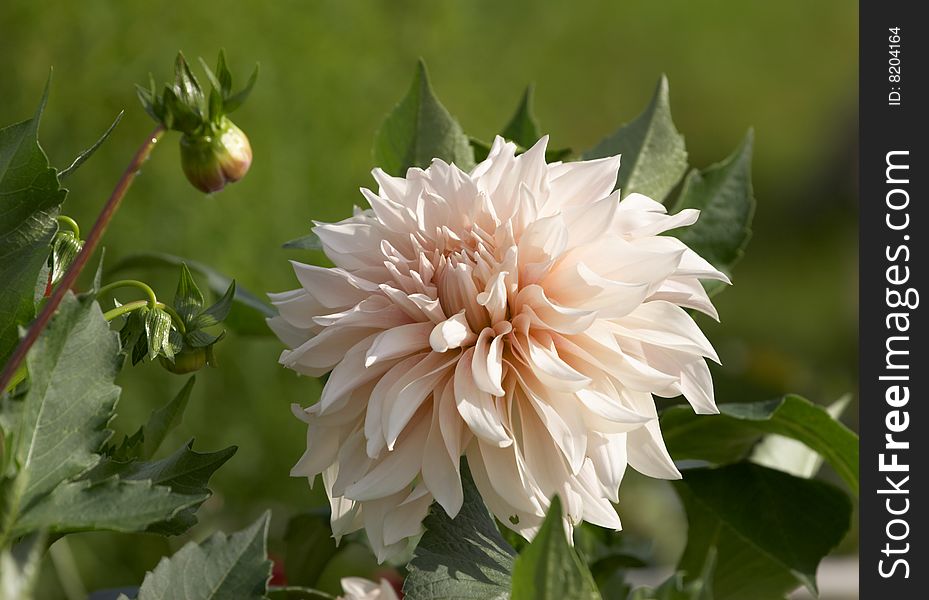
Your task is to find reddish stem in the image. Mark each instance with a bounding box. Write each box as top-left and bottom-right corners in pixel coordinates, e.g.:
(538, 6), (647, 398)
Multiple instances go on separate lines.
(0, 125), (165, 392)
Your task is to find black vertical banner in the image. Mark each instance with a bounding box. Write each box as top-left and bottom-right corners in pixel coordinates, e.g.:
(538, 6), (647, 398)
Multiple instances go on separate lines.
(860, 1), (927, 596)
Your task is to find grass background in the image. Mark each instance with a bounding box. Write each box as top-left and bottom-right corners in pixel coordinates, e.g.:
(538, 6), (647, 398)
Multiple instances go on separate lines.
(1, 1), (857, 596)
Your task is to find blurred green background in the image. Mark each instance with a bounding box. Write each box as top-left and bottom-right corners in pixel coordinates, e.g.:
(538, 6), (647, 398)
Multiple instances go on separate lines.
(1, 0), (857, 596)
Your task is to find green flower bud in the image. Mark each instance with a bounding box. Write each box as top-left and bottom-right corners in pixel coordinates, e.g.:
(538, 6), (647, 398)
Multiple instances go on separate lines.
(159, 347), (208, 374)
(49, 231), (83, 287)
(180, 117), (252, 193)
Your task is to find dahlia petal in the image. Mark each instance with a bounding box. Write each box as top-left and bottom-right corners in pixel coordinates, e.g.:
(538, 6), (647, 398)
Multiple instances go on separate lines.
(361, 187), (415, 233)
(422, 405), (464, 516)
(575, 389), (651, 429)
(467, 444), (544, 539)
(320, 334), (397, 414)
(382, 351), (459, 449)
(382, 484), (432, 545)
(291, 261), (380, 307)
(472, 328), (506, 396)
(267, 315), (311, 348)
(345, 415), (430, 501)
(372, 167), (410, 203)
(560, 191), (620, 249)
(573, 459), (623, 530)
(270, 289), (326, 330)
(587, 432), (627, 502)
(518, 285), (598, 334)
(614, 301), (720, 363)
(454, 348), (511, 446)
(680, 358), (718, 414)
(429, 310), (476, 352)
(364, 321), (433, 367)
(626, 420), (682, 480)
(649, 277), (720, 321)
(547, 154), (621, 208)
(322, 465), (362, 544)
(364, 353), (427, 458)
(477, 441), (546, 516)
(525, 333), (591, 392)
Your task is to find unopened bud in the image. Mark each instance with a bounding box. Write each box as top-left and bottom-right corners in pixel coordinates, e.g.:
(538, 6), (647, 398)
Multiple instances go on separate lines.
(159, 347), (209, 374)
(49, 231), (83, 287)
(180, 117), (252, 193)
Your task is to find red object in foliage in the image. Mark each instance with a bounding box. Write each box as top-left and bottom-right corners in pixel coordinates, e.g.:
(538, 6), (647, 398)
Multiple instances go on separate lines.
(374, 568), (404, 599)
(269, 553), (288, 587)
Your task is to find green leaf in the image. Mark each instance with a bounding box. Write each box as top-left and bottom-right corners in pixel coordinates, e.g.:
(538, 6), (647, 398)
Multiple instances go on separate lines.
(10, 477), (204, 537)
(174, 263), (205, 326)
(0, 294), (119, 528)
(510, 497), (602, 600)
(142, 376), (196, 459)
(661, 394), (859, 494)
(282, 232), (323, 251)
(283, 512), (338, 587)
(583, 75), (687, 201)
(191, 281), (236, 330)
(134, 512), (273, 600)
(403, 464), (515, 600)
(223, 63), (260, 114)
(374, 60), (475, 176)
(629, 549), (716, 600)
(0, 83), (67, 365)
(669, 131), (755, 295)
(501, 85), (542, 149)
(86, 440), (235, 536)
(750, 395), (851, 481)
(674, 463), (851, 599)
(110, 252), (274, 335)
(58, 111), (124, 179)
(469, 137), (493, 163)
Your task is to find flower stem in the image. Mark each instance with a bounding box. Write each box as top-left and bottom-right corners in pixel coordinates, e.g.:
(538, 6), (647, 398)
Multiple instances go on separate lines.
(102, 300), (186, 334)
(56, 215), (81, 238)
(0, 125), (165, 393)
(98, 279), (159, 309)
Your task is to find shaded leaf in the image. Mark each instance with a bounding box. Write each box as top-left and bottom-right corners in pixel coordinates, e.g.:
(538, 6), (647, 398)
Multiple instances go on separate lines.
(628, 549), (715, 600)
(58, 111), (124, 179)
(661, 395), (859, 493)
(501, 85), (541, 149)
(403, 464), (515, 600)
(282, 232), (323, 251)
(191, 281), (236, 330)
(283, 512), (338, 587)
(0, 83), (67, 365)
(669, 131), (755, 295)
(86, 440), (235, 535)
(0, 294), (119, 525)
(510, 496), (601, 600)
(10, 477), (203, 537)
(374, 60), (474, 176)
(750, 395), (851, 481)
(134, 512), (272, 600)
(583, 75), (687, 201)
(142, 376), (196, 459)
(174, 264), (205, 326)
(674, 463), (851, 599)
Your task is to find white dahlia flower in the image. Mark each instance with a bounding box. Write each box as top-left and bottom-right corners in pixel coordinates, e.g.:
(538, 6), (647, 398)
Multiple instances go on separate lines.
(338, 577), (399, 600)
(271, 136), (727, 561)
